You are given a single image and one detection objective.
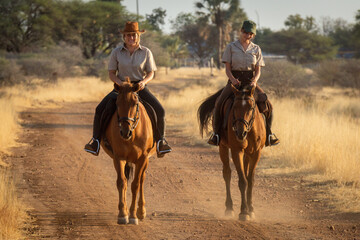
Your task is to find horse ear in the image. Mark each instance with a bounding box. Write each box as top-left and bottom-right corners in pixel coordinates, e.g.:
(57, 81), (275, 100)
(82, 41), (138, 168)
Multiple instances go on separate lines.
(132, 83), (141, 93)
(250, 85), (256, 96)
(124, 76), (131, 83)
(231, 84), (240, 95)
(114, 82), (121, 91)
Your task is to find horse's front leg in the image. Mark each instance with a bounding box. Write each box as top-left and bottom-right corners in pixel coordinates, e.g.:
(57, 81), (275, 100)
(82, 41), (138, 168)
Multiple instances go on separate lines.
(129, 156), (147, 225)
(114, 159), (129, 224)
(219, 145), (233, 216)
(136, 158), (149, 220)
(246, 151), (261, 219)
(231, 148), (250, 221)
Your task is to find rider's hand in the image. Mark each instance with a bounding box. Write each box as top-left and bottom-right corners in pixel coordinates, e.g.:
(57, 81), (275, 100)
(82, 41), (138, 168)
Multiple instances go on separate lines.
(138, 81), (146, 90)
(231, 79), (240, 86)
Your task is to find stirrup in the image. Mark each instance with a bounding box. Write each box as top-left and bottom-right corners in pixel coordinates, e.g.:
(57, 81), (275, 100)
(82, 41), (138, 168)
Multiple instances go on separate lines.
(267, 133), (280, 146)
(157, 139), (172, 154)
(208, 133), (219, 146)
(84, 138), (100, 155)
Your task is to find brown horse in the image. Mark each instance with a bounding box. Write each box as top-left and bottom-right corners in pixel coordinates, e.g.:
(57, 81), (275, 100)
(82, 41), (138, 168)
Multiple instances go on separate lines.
(101, 78), (156, 225)
(198, 84), (266, 220)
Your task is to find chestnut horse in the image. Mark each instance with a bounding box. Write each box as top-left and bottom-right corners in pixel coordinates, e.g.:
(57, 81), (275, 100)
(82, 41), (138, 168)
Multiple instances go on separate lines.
(198, 84), (266, 220)
(101, 78), (155, 225)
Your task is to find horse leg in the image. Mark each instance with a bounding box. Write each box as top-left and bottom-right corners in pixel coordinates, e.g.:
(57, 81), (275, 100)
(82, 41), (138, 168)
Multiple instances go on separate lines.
(246, 151), (261, 219)
(114, 159), (129, 224)
(219, 145), (233, 216)
(231, 148), (250, 221)
(129, 157), (147, 225)
(137, 158), (149, 220)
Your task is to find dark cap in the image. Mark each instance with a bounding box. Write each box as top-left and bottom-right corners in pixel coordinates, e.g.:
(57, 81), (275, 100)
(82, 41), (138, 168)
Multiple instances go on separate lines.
(242, 20), (256, 35)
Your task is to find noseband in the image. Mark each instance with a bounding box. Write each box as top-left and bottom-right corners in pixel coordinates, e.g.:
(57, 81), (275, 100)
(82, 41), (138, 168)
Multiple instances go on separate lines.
(117, 93), (140, 133)
(232, 96), (256, 133)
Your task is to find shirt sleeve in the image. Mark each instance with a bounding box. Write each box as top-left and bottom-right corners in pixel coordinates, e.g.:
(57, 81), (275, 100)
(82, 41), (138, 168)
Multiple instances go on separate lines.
(221, 44), (232, 63)
(145, 49), (157, 72)
(256, 46), (265, 67)
(108, 48), (118, 71)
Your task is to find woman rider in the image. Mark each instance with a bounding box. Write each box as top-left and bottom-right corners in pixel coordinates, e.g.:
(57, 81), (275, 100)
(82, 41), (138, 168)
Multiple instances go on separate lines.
(84, 21), (172, 156)
(208, 20), (280, 147)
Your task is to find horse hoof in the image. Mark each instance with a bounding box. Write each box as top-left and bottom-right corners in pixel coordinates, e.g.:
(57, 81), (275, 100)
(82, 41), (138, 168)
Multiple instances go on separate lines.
(225, 209), (234, 217)
(249, 212), (255, 219)
(137, 212), (146, 220)
(117, 216), (129, 224)
(129, 218), (139, 225)
(238, 214), (250, 221)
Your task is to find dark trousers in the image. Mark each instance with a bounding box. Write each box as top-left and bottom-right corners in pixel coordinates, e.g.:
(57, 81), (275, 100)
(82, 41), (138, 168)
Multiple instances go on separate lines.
(92, 86), (165, 141)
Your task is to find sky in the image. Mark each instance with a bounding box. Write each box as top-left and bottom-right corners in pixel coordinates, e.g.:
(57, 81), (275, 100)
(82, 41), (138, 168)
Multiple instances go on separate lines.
(121, 0), (360, 33)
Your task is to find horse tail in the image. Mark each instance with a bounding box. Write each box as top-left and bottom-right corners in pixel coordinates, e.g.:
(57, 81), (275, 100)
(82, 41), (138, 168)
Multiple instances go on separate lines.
(197, 87), (224, 137)
(125, 162), (134, 180)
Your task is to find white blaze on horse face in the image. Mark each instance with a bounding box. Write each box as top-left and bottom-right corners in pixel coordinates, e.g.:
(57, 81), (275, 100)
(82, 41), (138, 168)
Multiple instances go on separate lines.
(241, 100), (247, 107)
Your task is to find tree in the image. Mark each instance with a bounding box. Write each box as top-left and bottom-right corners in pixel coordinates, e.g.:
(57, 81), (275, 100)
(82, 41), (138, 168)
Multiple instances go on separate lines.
(0, 0), (59, 52)
(285, 14), (318, 32)
(195, 0), (247, 68)
(63, 0), (128, 58)
(264, 28), (337, 64)
(146, 8), (166, 32)
(172, 13), (215, 67)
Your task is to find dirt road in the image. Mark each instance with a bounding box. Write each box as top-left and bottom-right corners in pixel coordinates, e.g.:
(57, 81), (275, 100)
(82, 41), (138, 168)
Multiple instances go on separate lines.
(6, 100), (359, 239)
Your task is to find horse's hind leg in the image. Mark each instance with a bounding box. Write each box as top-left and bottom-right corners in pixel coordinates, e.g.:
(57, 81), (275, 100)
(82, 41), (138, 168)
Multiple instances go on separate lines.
(137, 158), (149, 220)
(129, 156), (147, 225)
(219, 145), (233, 216)
(114, 159), (129, 224)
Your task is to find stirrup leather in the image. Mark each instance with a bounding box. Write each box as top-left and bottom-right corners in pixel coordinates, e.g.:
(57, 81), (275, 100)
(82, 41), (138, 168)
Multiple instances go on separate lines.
(84, 138), (100, 155)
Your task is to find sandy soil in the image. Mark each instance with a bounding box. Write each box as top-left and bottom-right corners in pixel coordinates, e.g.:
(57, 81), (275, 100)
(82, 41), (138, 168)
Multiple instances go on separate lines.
(5, 99), (360, 240)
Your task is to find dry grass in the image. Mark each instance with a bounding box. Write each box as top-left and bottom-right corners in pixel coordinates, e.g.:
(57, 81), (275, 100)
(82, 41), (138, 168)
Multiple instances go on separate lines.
(0, 169), (29, 240)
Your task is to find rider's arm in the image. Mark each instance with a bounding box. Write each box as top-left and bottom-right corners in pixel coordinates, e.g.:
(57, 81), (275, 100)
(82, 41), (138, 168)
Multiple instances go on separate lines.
(252, 65), (261, 86)
(225, 62), (240, 85)
(109, 70), (123, 86)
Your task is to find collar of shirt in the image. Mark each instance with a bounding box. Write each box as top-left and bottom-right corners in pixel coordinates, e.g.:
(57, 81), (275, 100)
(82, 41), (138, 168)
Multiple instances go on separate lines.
(119, 43), (143, 52)
(234, 41), (255, 52)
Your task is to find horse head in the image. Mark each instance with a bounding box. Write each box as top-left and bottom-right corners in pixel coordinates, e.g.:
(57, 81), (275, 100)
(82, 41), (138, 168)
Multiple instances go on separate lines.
(231, 83), (256, 143)
(114, 77), (141, 141)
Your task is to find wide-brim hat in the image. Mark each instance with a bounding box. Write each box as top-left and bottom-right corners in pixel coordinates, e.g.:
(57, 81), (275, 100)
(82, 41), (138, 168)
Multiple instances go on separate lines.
(242, 20), (256, 35)
(120, 21), (146, 34)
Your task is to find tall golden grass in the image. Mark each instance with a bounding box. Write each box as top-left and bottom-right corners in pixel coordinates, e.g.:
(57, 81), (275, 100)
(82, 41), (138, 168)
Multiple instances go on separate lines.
(0, 169), (29, 240)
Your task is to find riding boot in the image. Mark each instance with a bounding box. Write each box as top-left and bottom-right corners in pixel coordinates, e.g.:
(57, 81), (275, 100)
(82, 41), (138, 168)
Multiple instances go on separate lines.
(84, 112), (101, 156)
(156, 119), (172, 158)
(207, 111), (221, 146)
(265, 111), (280, 147)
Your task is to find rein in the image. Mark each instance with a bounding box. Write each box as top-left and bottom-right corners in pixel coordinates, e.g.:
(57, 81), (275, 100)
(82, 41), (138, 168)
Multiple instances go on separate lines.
(117, 93), (140, 132)
(232, 96), (256, 133)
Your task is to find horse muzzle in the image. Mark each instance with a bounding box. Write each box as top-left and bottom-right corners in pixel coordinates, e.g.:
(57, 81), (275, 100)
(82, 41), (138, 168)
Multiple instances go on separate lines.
(120, 128), (133, 140)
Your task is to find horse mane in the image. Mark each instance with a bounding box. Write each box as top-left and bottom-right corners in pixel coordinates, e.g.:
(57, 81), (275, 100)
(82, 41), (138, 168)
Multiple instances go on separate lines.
(197, 87), (224, 137)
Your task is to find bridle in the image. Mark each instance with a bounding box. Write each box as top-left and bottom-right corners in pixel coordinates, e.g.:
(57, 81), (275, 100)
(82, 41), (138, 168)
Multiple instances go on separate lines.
(117, 93), (140, 133)
(232, 96), (256, 134)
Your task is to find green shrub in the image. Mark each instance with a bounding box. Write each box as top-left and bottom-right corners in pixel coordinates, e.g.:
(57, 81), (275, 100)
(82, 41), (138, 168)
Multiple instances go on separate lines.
(260, 59), (315, 97)
(0, 57), (22, 86)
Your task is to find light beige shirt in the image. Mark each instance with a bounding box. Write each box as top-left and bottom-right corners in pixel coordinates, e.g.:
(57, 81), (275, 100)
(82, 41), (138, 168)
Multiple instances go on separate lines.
(222, 41), (265, 70)
(108, 44), (157, 82)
